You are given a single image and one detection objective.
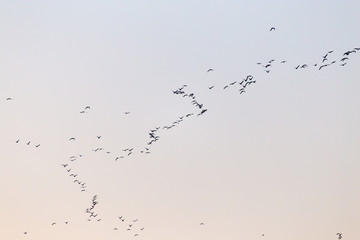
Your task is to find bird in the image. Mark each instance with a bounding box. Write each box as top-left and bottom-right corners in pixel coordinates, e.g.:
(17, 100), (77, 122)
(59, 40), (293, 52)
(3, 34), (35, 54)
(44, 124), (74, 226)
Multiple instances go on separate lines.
(261, 234), (265, 236)
(35, 144), (40, 148)
(96, 136), (101, 139)
(85, 106), (90, 110)
(65, 222), (68, 224)
(344, 50), (356, 56)
(207, 68), (214, 72)
(51, 222), (56, 226)
(6, 97), (13, 101)
(134, 234), (139, 237)
(140, 228), (144, 230)
(264, 64), (271, 68)
(280, 60), (287, 63)
(80, 111), (85, 114)
(113, 228), (118, 230)
(124, 112), (130, 114)
(295, 65), (300, 69)
(319, 64), (329, 70)
(27, 141), (31, 145)
(340, 57), (349, 61)
(265, 70), (270, 73)
(208, 86), (214, 89)
(16, 139), (20, 143)
(200, 223), (205, 225)
(270, 27), (275, 31)
(336, 233), (342, 239)
(69, 138), (75, 141)
(223, 86), (229, 90)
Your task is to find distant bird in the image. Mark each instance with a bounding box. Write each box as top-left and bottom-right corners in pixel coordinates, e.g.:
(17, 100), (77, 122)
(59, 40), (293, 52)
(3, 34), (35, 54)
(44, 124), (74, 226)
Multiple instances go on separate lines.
(113, 228), (118, 230)
(27, 141), (31, 145)
(141, 228), (144, 230)
(200, 223), (205, 225)
(295, 65), (300, 69)
(265, 70), (270, 73)
(51, 222), (56, 226)
(336, 233), (342, 239)
(69, 138), (75, 141)
(207, 68), (214, 72)
(198, 109), (207, 116)
(124, 112), (130, 114)
(65, 222), (68, 224)
(340, 57), (348, 61)
(264, 64), (271, 68)
(61, 164), (68, 167)
(344, 50), (356, 56)
(85, 106), (90, 110)
(223, 86), (229, 90)
(208, 86), (214, 89)
(6, 97), (13, 101)
(261, 234), (265, 236)
(96, 136), (101, 139)
(80, 111), (85, 114)
(16, 139), (20, 143)
(270, 27), (276, 31)
(134, 234), (139, 237)
(280, 60), (287, 63)
(319, 64), (329, 70)
(340, 63), (347, 66)
(35, 144), (40, 148)
(229, 81), (237, 85)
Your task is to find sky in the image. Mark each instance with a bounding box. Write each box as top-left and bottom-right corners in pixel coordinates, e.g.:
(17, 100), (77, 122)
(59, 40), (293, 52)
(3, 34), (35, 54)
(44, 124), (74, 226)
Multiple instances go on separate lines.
(1, 1), (360, 240)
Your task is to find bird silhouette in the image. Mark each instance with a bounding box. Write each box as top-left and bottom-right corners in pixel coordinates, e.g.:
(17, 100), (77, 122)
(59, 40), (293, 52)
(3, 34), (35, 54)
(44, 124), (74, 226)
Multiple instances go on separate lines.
(270, 27), (275, 31)
(69, 138), (75, 141)
(207, 68), (214, 72)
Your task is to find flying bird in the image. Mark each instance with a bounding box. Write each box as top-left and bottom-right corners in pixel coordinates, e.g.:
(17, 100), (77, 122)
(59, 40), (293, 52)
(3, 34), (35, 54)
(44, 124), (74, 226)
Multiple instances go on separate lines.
(270, 27), (276, 31)
(207, 68), (214, 72)
(69, 138), (75, 141)
(6, 97), (13, 101)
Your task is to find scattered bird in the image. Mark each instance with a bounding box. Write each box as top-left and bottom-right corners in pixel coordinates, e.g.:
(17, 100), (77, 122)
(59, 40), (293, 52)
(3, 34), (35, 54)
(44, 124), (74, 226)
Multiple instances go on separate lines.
(270, 27), (276, 31)
(207, 68), (214, 72)
(69, 138), (75, 141)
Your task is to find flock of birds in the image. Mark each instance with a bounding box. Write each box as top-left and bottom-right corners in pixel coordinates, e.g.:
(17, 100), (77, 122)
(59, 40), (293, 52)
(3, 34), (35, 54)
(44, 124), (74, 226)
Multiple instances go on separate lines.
(4, 26), (357, 239)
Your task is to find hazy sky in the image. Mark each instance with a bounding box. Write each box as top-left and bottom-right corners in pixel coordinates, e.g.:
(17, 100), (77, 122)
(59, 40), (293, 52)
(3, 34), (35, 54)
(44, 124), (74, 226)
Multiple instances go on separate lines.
(1, 1), (360, 240)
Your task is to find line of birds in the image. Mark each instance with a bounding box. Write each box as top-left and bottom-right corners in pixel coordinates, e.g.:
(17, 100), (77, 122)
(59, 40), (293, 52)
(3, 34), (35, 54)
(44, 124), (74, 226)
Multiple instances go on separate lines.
(254, 48), (359, 73)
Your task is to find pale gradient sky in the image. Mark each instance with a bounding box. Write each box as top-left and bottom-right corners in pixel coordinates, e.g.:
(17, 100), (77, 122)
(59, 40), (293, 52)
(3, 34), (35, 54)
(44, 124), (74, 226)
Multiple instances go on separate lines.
(1, 1), (360, 240)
